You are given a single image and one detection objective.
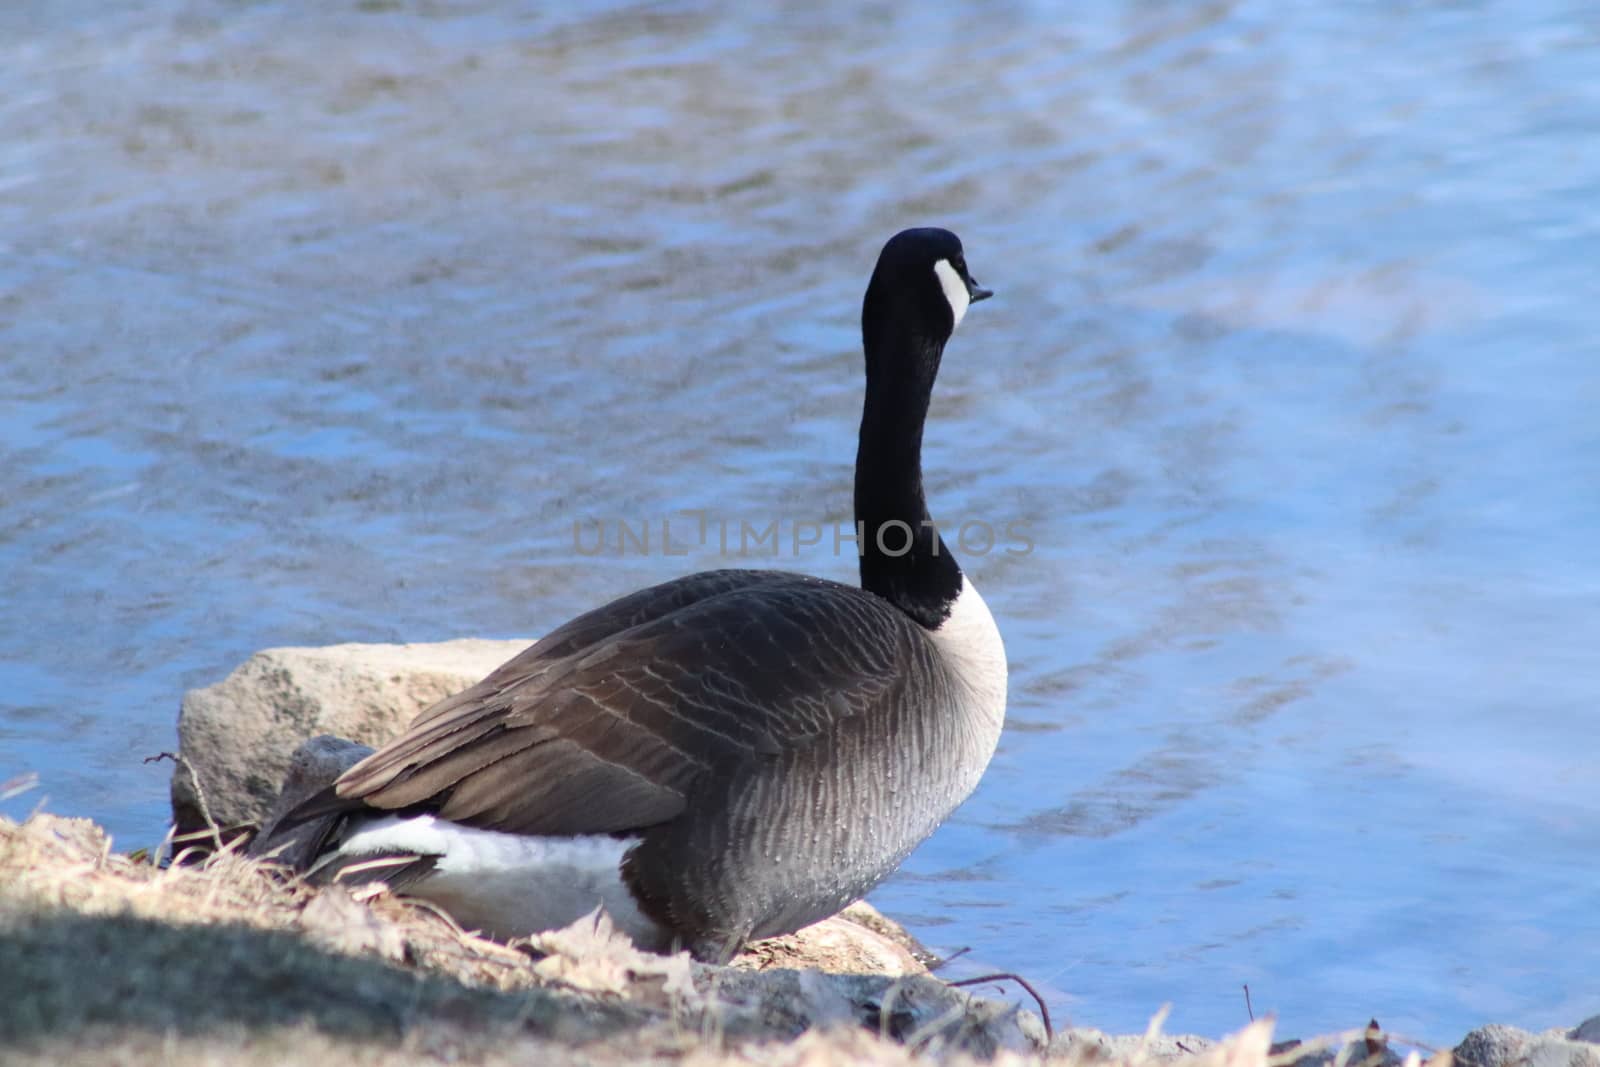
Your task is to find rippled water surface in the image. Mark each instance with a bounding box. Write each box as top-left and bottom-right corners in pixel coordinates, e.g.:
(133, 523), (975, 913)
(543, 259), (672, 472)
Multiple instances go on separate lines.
(3, 0), (1598, 1041)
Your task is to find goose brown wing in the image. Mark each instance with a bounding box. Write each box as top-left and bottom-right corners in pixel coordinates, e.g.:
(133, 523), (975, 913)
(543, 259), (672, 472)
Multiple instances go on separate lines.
(403, 568), (797, 733)
(332, 571), (929, 837)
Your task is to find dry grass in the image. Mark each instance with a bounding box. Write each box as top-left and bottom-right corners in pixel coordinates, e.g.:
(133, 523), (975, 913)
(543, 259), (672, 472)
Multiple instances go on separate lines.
(0, 814), (620, 1065)
(0, 813), (1432, 1067)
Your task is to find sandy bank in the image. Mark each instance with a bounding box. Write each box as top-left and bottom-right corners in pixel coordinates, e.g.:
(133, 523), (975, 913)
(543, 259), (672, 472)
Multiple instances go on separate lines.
(5, 813), (1597, 1067)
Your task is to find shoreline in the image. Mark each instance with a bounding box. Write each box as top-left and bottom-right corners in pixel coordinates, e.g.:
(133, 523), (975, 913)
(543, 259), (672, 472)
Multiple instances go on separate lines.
(5, 811), (1596, 1067)
(2, 811), (1044, 1065)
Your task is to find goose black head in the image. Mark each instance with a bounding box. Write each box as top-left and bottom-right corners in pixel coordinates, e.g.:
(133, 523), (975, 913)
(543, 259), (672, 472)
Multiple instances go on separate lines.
(862, 228), (992, 379)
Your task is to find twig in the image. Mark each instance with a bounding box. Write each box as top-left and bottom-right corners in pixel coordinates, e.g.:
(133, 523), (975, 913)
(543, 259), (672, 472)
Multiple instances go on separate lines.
(1244, 984), (1255, 1022)
(945, 972), (1053, 1043)
(148, 751), (225, 854)
(930, 946), (972, 971)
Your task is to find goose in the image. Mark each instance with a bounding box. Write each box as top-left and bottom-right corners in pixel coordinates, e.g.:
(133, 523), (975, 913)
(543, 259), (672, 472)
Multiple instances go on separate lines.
(272, 227), (1007, 963)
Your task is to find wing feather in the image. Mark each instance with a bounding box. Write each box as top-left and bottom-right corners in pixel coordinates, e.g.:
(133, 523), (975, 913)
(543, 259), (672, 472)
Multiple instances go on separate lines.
(330, 569), (926, 838)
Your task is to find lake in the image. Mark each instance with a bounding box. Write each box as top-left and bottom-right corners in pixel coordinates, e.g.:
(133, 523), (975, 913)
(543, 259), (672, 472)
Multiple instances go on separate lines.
(2, 0), (1597, 1043)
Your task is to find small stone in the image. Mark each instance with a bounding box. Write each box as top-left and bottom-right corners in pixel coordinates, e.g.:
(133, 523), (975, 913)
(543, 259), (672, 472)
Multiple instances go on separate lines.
(1457, 1025), (1535, 1067)
(733, 902), (928, 977)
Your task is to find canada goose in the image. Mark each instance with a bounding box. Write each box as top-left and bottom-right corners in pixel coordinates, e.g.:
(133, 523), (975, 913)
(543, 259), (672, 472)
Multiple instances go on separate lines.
(275, 227), (1007, 963)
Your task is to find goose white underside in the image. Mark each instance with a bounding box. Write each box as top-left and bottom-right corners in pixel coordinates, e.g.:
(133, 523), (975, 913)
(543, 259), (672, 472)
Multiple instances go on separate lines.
(332, 814), (665, 947)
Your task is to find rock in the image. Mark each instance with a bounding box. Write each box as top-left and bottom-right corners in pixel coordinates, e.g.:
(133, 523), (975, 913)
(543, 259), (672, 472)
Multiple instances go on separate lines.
(707, 964), (1046, 1057)
(1451, 1024), (1600, 1067)
(1268, 1020), (1402, 1067)
(1460, 1031), (1600, 1067)
(1457, 1025), (1536, 1067)
(1054, 1025), (1215, 1061)
(1509, 1036), (1600, 1067)
(256, 735), (373, 835)
(1535, 1042), (1600, 1067)
(247, 734), (375, 867)
(171, 638), (530, 836)
(1273, 1040), (1403, 1067)
(734, 901), (934, 977)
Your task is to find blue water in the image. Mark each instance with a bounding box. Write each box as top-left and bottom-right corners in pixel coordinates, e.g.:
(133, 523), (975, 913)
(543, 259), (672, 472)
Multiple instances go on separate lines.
(3, 0), (1598, 1043)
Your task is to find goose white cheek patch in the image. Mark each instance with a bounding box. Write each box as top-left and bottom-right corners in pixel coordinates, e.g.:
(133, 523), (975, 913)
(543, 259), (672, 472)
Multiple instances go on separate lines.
(933, 258), (970, 329)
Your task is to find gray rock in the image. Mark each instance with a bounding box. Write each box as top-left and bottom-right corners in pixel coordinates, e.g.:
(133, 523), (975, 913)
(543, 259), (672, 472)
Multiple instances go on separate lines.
(247, 734), (374, 866)
(1453, 1025), (1600, 1067)
(172, 638), (530, 835)
(1054, 1026), (1214, 1061)
(1274, 1040), (1402, 1067)
(707, 965), (1046, 1057)
(1525, 1037), (1600, 1067)
(1457, 1025), (1536, 1067)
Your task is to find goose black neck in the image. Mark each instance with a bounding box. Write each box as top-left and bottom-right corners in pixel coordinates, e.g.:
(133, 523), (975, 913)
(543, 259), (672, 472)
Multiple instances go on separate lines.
(854, 331), (964, 630)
